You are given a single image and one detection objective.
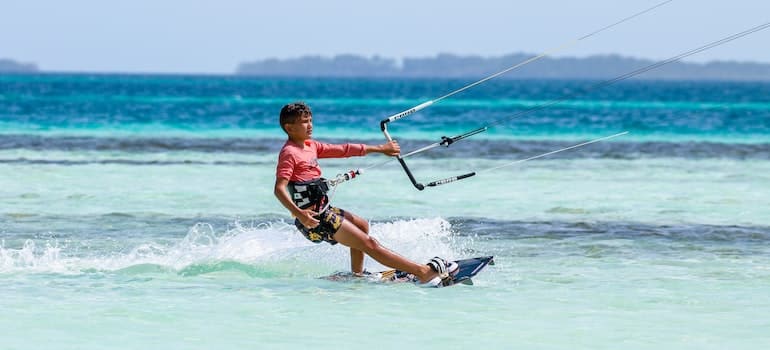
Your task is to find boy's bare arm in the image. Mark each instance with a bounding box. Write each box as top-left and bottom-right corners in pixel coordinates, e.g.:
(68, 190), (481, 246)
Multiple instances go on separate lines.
(274, 177), (319, 228)
(365, 140), (400, 156)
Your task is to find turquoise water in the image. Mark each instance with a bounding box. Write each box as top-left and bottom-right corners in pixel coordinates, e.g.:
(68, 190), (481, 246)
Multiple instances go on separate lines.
(2, 74), (770, 349)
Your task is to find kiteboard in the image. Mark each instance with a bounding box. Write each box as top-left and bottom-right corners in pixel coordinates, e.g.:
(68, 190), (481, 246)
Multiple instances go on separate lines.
(322, 256), (494, 288)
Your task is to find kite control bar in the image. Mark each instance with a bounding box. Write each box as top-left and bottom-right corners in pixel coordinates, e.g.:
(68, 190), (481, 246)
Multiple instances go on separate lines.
(381, 114), (476, 191)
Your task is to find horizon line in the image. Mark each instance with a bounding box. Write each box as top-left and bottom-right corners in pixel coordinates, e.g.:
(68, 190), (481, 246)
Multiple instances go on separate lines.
(3, 51), (770, 76)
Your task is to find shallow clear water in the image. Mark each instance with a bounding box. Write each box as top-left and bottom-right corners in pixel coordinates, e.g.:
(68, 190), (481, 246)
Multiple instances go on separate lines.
(1, 74), (769, 349)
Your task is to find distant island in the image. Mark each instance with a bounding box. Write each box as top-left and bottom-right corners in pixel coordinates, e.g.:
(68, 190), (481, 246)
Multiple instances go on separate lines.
(0, 58), (38, 73)
(237, 53), (770, 81)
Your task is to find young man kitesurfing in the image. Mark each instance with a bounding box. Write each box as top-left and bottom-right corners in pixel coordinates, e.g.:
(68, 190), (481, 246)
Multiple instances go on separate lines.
(273, 102), (456, 286)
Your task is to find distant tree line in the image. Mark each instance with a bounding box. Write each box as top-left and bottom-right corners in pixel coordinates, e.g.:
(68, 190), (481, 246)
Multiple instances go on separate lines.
(236, 53), (770, 81)
(0, 58), (38, 73)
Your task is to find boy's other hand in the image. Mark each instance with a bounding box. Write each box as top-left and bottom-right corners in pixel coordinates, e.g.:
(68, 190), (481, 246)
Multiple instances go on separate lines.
(381, 140), (400, 156)
(298, 209), (320, 228)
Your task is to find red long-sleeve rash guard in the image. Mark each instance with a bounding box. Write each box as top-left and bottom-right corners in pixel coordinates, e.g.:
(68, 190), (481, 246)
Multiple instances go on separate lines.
(276, 139), (366, 182)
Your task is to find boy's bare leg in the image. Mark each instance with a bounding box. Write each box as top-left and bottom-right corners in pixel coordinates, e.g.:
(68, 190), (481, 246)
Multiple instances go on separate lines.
(343, 211), (368, 274)
(350, 248), (365, 274)
(332, 220), (437, 283)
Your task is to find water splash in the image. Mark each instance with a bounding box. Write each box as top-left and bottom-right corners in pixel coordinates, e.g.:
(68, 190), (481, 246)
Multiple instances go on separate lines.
(0, 239), (65, 272)
(0, 218), (464, 276)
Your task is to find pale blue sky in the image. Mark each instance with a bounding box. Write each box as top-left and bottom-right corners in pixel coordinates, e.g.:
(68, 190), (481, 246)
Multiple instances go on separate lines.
(1, 0), (768, 73)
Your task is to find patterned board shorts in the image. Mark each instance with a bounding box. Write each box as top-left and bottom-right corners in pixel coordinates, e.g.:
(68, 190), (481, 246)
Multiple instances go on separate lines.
(294, 206), (346, 245)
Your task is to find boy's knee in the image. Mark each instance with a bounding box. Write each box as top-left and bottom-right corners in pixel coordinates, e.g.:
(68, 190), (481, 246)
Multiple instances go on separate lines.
(361, 236), (380, 251)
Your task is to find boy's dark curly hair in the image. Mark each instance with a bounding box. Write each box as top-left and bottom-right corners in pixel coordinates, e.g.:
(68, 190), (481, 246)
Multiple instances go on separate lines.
(280, 102), (312, 132)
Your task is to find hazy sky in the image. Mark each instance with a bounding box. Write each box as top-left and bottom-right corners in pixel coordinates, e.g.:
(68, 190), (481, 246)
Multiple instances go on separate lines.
(1, 0), (768, 73)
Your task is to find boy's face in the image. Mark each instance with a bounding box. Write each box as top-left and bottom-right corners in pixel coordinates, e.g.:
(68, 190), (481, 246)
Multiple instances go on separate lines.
(285, 113), (313, 141)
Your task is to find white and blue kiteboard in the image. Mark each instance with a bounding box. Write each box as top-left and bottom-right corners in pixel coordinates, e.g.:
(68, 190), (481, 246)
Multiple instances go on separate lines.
(322, 256), (494, 287)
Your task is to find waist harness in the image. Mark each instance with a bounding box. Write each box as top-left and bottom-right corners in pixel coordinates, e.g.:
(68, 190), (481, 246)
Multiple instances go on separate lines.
(288, 178), (329, 210)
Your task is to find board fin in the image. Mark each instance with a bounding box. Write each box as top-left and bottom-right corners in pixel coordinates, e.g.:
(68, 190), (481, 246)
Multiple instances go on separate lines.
(460, 278), (474, 285)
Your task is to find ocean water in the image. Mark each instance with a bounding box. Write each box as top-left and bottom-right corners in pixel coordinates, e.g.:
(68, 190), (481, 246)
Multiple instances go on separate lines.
(1, 74), (769, 349)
